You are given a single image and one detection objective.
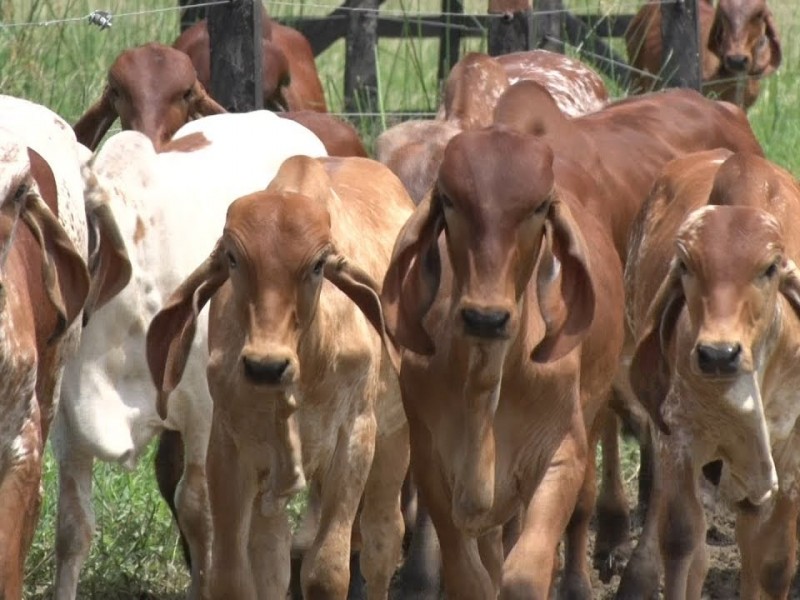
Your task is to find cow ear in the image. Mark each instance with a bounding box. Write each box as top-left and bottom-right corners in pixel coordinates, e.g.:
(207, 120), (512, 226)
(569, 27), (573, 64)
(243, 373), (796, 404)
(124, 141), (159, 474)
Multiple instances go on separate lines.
(73, 87), (118, 151)
(82, 172), (132, 325)
(21, 189), (91, 343)
(146, 242), (228, 420)
(380, 191), (444, 355)
(764, 10), (782, 73)
(532, 200), (595, 363)
(324, 253), (401, 373)
(630, 258), (685, 435)
(187, 81), (226, 119)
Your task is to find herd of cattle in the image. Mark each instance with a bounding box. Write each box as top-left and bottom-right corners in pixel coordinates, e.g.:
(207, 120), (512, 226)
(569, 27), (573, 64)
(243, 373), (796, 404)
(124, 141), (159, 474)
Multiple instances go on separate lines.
(0, 0), (792, 598)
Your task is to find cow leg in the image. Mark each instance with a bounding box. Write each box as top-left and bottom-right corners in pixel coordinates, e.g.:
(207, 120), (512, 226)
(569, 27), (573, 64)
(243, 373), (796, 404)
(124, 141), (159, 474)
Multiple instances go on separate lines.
(394, 497), (441, 599)
(560, 415), (599, 600)
(302, 413), (376, 599)
(737, 491), (798, 600)
(249, 492), (293, 598)
(0, 407), (43, 600)
(658, 435), (707, 600)
(615, 422), (661, 600)
(408, 416), (493, 600)
(53, 425), (95, 600)
(359, 423), (409, 598)
(501, 408), (587, 600)
(593, 401), (631, 583)
(207, 420), (258, 599)
(477, 526), (504, 590)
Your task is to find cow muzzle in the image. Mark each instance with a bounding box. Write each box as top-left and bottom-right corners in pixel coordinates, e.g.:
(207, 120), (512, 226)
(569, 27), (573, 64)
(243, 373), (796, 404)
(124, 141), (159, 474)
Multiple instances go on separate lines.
(241, 350), (298, 386)
(694, 341), (742, 377)
(724, 53), (751, 73)
(459, 303), (512, 339)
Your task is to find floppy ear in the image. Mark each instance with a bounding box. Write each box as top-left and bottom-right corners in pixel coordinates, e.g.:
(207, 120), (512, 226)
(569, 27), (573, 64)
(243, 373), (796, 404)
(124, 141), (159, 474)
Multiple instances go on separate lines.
(73, 87), (117, 151)
(82, 169), (132, 325)
(21, 189), (91, 343)
(146, 242), (228, 419)
(763, 10), (782, 73)
(324, 253), (401, 373)
(187, 81), (227, 120)
(532, 200), (595, 363)
(380, 191), (444, 355)
(779, 258), (800, 317)
(629, 258), (685, 435)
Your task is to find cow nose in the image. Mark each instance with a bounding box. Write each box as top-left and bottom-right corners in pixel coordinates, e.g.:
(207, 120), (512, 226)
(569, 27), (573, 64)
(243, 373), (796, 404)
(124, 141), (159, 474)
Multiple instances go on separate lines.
(242, 356), (291, 385)
(724, 54), (750, 72)
(461, 307), (510, 338)
(696, 343), (742, 375)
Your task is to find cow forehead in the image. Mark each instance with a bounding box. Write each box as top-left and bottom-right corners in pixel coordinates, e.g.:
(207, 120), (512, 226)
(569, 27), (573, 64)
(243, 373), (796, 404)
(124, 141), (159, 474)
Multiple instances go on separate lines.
(438, 129), (554, 212)
(112, 44), (194, 87)
(719, 0), (767, 16)
(224, 191), (332, 260)
(677, 205), (782, 270)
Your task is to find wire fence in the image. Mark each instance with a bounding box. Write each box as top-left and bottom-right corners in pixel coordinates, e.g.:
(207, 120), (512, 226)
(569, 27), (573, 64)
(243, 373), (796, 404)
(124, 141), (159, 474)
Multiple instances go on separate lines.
(0, 0), (681, 30)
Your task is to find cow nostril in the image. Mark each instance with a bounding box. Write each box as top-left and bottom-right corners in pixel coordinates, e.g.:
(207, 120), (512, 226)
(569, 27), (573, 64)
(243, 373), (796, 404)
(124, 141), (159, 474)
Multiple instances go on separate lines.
(724, 54), (750, 72)
(242, 356), (290, 384)
(696, 343), (742, 375)
(461, 307), (511, 338)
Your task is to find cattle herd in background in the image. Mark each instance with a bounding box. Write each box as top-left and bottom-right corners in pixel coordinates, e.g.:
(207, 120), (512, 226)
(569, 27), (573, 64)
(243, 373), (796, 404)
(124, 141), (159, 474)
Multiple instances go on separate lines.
(0, 0), (791, 598)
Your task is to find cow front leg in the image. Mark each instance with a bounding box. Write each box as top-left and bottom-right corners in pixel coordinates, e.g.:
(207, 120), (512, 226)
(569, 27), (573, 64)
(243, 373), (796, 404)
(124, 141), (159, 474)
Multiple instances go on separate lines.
(53, 427), (95, 600)
(302, 413), (376, 599)
(359, 422), (409, 599)
(658, 434), (707, 600)
(249, 491), (293, 598)
(502, 408), (587, 600)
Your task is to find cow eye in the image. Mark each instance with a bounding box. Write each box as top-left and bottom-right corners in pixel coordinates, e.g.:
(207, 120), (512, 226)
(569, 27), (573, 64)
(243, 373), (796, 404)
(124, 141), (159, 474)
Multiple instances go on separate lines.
(183, 88), (193, 102)
(533, 199), (551, 216)
(439, 193), (453, 209)
(312, 256), (325, 276)
(13, 183), (27, 202)
(678, 259), (688, 274)
(763, 262), (778, 279)
(226, 251), (237, 269)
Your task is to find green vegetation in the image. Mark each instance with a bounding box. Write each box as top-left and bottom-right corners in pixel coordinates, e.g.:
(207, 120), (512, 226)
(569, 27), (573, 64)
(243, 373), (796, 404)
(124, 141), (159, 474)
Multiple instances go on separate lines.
(1, 0), (798, 597)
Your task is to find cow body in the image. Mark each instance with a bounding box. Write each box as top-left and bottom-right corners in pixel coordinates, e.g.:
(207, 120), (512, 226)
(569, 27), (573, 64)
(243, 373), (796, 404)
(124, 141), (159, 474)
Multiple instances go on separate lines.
(626, 0), (781, 109)
(377, 50), (608, 204)
(147, 155), (413, 599)
(623, 150), (800, 599)
(0, 95), (93, 599)
(381, 129), (624, 597)
(53, 111), (327, 600)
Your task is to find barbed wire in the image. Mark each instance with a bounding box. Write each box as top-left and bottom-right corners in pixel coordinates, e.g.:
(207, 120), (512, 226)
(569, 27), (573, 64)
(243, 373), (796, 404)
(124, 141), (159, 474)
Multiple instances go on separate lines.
(0, 0), (680, 30)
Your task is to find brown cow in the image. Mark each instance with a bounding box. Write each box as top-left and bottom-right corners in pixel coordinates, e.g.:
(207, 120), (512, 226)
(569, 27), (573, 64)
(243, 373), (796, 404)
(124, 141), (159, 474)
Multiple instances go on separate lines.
(622, 150), (800, 599)
(147, 156), (412, 598)
(493, 80), (765, 581)
(174, 4), (327, 113)
(0, 100), (94, 599)
(381, 127), (625, 598)
(73, 43), (363, 157)
(625, 0), (781, 109)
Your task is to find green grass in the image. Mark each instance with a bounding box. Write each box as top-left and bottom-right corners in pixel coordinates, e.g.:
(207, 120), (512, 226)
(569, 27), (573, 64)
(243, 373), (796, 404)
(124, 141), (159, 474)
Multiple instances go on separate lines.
(2, 0), (800, 597)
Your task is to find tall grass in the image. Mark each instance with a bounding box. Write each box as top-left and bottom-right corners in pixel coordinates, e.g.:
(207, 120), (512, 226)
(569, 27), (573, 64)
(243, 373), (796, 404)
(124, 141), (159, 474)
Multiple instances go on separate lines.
(2, 0), (799, 598)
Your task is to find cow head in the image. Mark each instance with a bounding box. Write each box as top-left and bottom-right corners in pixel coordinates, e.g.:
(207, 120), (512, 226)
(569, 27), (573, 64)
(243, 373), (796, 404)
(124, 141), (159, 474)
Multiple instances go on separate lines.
(0, 131), (91, 342)
(381, 128), (595, 528)
(73, 43), (226, 152)
(146, 188), (393, 418)
(709, 0), (781, 77)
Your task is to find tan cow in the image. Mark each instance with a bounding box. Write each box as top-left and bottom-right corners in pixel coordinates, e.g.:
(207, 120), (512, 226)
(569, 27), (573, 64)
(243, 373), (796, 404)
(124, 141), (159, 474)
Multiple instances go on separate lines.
(623, 150), (800, 599)
(381, 128), (624, 598)
(147, 155), (412, 599)
(625, 0), (781, 109)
